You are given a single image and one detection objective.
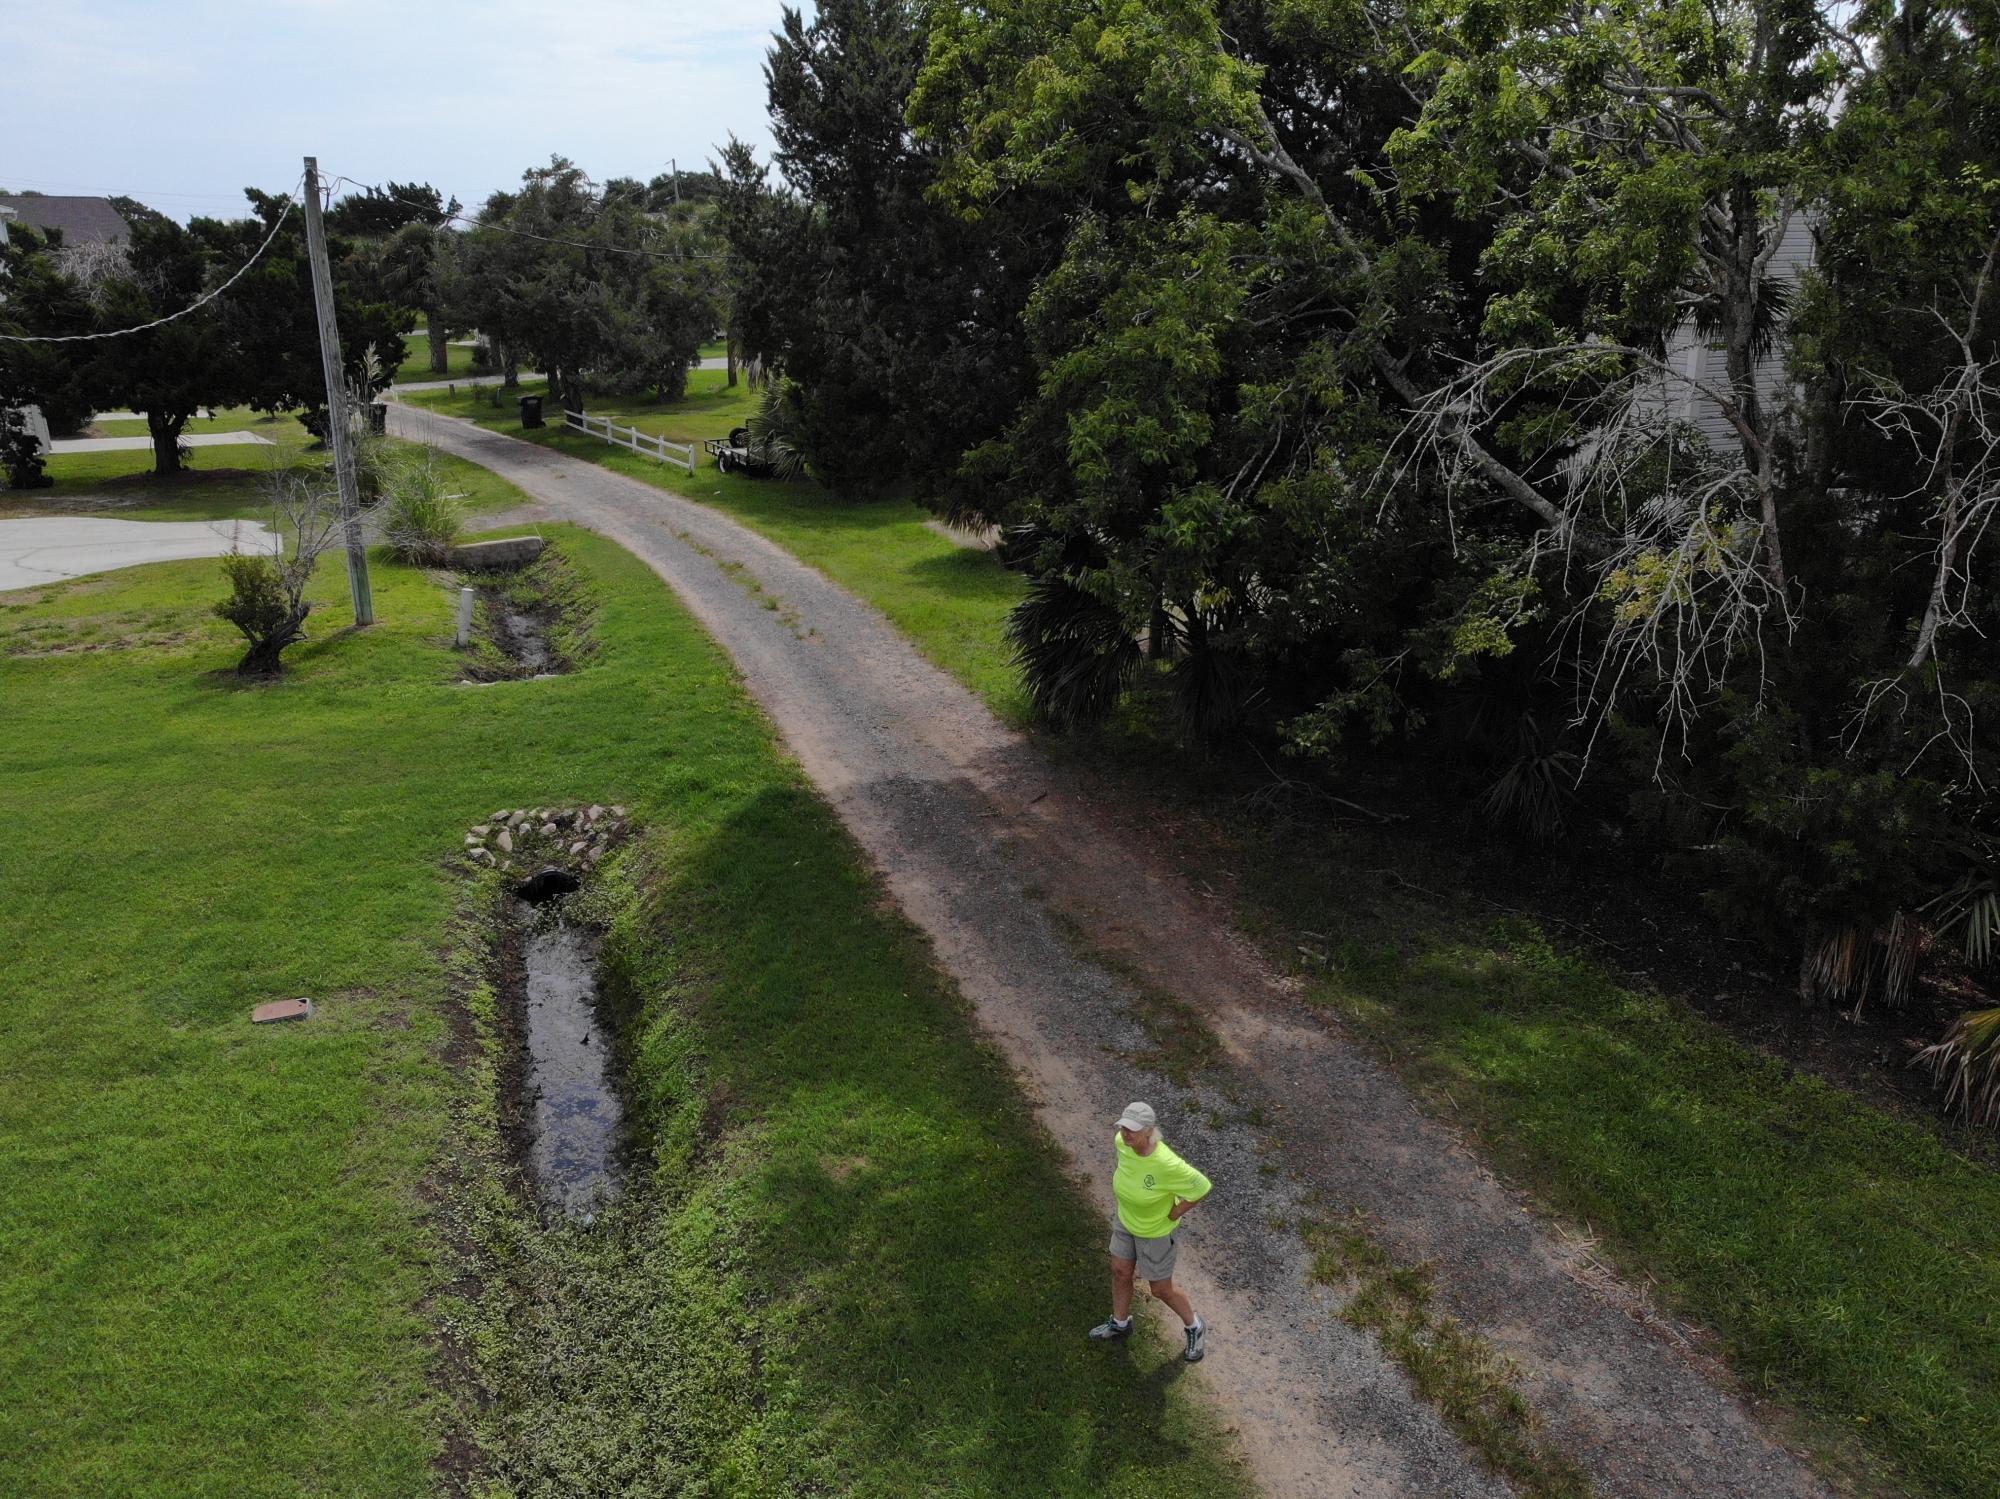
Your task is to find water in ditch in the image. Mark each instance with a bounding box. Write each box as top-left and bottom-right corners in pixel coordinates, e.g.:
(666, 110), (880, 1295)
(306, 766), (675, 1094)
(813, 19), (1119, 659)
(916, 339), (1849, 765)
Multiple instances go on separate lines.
(514, 896), (623, 1218)
(494, 609), (551, 672)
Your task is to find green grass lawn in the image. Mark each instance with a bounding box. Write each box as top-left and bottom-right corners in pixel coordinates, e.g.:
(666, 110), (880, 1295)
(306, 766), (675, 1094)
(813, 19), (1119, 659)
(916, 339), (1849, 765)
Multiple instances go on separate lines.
(393, 339), (481, 384)
(4, 411), (316, 521)
(402, 372), (2000, 1497)
(400, 374), (1030, 718)
(0, 481), (1242, 1493)
(5, 415), (529, 528)
(84, 409), (306, 438)
(1309, 878), (2000, 1494)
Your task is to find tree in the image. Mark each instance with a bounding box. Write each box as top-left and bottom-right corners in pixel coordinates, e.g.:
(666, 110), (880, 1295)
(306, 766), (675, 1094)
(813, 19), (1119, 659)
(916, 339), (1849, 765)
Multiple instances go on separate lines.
(321, 181), (464, 374)
(718, 0), (1044, 494)
(326, 181), (459, 239)
(74, 211), (249, 474)
(382, 221), (458, 373)
(449, 158), (716, 414)
(903, 0), (1999, 1013)
(222, 188), (408, 431)
(9, 187), (406, 476)
(0, 220), (97, 445)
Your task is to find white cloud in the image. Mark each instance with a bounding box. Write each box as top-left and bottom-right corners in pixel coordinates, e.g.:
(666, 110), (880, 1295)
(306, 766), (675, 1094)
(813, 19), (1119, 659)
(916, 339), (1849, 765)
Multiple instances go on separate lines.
(0, 0), (794, 219)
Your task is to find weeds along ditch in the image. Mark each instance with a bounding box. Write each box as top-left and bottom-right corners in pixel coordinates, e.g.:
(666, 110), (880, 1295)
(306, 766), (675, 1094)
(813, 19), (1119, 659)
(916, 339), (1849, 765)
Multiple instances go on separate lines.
(434, 842), (694, 1491)
(425, 542), (721, 1485)
(434, 817), (848, 1496)
(454, 544), (598, 683)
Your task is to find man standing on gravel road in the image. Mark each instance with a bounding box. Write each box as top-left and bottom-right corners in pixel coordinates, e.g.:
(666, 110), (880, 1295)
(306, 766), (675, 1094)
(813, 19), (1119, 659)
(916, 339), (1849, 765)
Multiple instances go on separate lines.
(1089, 1101), (1213, 1361)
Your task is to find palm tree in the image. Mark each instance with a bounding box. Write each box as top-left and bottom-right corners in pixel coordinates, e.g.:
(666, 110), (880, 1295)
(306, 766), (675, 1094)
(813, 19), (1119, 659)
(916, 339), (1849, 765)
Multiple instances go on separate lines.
(1916, 849), (2000, 1126)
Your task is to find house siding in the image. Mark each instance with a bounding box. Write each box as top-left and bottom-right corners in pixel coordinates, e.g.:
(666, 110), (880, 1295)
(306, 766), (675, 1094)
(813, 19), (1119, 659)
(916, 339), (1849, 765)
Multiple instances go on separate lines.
(1661, 211), (1817, 452)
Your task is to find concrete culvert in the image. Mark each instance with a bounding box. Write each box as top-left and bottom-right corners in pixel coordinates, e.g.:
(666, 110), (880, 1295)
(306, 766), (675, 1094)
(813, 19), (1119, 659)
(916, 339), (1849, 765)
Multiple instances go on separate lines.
(515, 866), (581, 905)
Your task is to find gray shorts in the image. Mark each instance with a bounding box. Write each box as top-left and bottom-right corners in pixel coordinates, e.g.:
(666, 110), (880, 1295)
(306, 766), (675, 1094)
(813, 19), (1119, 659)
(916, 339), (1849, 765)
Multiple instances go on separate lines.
(1109, 1216), (1180, 1281)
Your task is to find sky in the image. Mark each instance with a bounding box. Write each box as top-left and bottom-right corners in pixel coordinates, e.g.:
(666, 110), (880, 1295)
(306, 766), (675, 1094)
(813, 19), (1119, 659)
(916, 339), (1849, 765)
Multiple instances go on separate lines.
(0, 0), (795, 222)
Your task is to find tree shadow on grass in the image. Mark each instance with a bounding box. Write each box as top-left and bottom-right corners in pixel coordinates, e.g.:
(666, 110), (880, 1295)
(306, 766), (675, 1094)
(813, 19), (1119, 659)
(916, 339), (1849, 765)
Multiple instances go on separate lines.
(609, 783), (1246, 1497)
(902, 543), (1020, 595)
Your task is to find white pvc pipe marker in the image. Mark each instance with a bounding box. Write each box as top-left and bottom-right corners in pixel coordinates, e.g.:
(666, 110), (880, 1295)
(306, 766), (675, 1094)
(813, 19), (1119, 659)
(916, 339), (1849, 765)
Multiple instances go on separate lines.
(456, 586), (475, 647)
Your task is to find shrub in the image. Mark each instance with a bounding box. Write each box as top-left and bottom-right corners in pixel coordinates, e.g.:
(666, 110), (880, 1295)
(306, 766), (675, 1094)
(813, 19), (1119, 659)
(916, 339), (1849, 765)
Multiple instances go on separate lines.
(212, 471), (346, 675)
(215, 553), (310, 676)
(1479, 714), (1580, 843)
(1006, 571), (1143, 730)
(1925, 843), (2000, 971)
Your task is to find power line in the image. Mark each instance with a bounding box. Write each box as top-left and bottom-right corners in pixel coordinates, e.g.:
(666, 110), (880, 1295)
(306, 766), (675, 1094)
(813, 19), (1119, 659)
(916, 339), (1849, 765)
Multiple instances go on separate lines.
(0, 172), (274, 206)
(328, 173), (725, 263)
(0, 178), (303, 344)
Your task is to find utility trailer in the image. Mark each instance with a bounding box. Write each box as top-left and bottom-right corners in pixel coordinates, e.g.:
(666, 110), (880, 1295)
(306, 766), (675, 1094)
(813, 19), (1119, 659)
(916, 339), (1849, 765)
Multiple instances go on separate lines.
(703, 425), (778, 478)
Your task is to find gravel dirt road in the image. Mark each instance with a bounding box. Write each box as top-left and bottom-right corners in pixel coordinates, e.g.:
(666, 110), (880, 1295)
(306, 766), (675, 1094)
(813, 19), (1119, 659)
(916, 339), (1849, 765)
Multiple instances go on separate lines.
(390, 403), (1838, 1499)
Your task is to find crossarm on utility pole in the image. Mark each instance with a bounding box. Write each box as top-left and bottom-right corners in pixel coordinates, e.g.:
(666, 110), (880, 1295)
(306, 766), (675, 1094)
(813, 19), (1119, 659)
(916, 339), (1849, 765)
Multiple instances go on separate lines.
(301, 155), (375, 626)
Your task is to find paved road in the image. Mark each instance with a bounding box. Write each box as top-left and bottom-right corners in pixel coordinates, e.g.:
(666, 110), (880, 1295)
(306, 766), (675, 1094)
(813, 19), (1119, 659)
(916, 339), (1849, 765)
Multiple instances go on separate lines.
(0, 516), (280, 592)
(389, 357), (727, 397)
(389, 372), (545, 394)
(390, 402), (1836, 1499)
(50, 432), (275, 455)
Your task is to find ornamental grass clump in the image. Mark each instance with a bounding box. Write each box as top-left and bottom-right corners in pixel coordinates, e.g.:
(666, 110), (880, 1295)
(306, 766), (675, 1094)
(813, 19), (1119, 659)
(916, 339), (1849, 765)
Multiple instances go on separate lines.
(380, 445), (465, 566)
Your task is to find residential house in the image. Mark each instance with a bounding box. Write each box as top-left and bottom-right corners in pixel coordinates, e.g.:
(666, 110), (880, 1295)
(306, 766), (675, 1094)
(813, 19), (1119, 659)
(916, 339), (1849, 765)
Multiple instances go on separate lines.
(0, 195), (132, 250)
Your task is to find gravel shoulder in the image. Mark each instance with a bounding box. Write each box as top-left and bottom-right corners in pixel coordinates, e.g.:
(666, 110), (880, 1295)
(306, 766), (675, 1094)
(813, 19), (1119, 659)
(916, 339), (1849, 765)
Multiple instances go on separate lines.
(389, 403), (1838, 1499)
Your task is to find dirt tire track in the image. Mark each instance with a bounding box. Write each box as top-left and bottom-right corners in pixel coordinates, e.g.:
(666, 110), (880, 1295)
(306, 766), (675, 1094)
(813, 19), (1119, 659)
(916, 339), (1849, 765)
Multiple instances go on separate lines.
(391, 404), (1836, 1499)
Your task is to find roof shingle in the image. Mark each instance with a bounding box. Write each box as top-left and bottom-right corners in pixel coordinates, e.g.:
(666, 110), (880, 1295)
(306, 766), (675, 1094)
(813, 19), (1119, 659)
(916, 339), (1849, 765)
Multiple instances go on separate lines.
(0, 196), (132, 247)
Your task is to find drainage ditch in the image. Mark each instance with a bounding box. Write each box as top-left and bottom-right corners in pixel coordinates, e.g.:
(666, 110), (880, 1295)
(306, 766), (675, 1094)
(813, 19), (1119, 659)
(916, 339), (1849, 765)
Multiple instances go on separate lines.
(512, 884), (621, 1219)
(491, 607), (553, 674)
(456, 545), (595, 684)
(469, 807), (634, 1219)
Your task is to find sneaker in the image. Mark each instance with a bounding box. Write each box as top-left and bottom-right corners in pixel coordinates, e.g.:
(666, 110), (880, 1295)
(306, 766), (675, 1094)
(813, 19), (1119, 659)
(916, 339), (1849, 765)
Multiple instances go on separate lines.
(1088, 1317), (1134, 1342)
(1184, 1317), (1206, 1362)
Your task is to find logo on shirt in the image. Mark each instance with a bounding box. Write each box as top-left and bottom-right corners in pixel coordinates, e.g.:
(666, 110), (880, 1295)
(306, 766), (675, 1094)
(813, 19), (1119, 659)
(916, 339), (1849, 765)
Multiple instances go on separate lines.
(1143, 1173), (1156, 1189)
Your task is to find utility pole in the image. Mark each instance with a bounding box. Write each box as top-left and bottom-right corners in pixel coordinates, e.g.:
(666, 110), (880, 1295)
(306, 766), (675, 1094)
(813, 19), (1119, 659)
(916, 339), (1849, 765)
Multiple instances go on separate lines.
(301, 155), (374, 626)
(670, 158), (681, 205)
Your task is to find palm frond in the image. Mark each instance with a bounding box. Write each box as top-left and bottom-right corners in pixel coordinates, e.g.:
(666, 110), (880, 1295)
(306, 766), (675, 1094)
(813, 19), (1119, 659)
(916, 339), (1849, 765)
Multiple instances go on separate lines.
(1169, 641), (1258, 742)
(1914, 1007), (2000, 1129)
(1478, 714), (1579, 843)
(1806, 926), (1867, 1006)
(747, 378), (814, 484)
(1006, 573), (1142, 730)
(1923, 857), (2000, 971)
(1806, 915), (1927, 1018)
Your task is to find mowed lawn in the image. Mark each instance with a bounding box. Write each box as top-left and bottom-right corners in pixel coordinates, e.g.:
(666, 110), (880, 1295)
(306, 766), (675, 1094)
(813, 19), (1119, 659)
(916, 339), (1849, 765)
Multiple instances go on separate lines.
(0, 477), (1242, 1493)
(401, 373), (1030, 719)
(4, 414), (529, 527)
(392, 339), (481, 385)
(411, 372), (2000, 1496)
(4, 407), (318, 514)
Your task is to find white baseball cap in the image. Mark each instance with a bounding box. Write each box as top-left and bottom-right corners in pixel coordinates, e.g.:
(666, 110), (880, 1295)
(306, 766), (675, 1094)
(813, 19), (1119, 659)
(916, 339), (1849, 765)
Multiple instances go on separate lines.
(1116, 1101), (1157, 1132)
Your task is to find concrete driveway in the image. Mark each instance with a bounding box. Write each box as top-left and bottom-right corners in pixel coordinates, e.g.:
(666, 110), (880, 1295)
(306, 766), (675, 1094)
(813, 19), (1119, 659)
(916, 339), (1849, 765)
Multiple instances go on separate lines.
(0, 516), (281, 593)
(49, 432), (277, 455)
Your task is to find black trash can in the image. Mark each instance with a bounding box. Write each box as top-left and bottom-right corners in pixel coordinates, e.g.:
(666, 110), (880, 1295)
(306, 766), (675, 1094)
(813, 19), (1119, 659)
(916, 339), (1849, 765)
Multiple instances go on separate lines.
(367, 402), (387, 435)
(519, 394), (544, 429)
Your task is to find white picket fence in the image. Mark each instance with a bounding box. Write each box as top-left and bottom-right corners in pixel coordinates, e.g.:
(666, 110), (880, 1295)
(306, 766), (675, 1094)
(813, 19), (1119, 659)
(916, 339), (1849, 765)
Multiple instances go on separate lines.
(562, 409), (697, 474)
